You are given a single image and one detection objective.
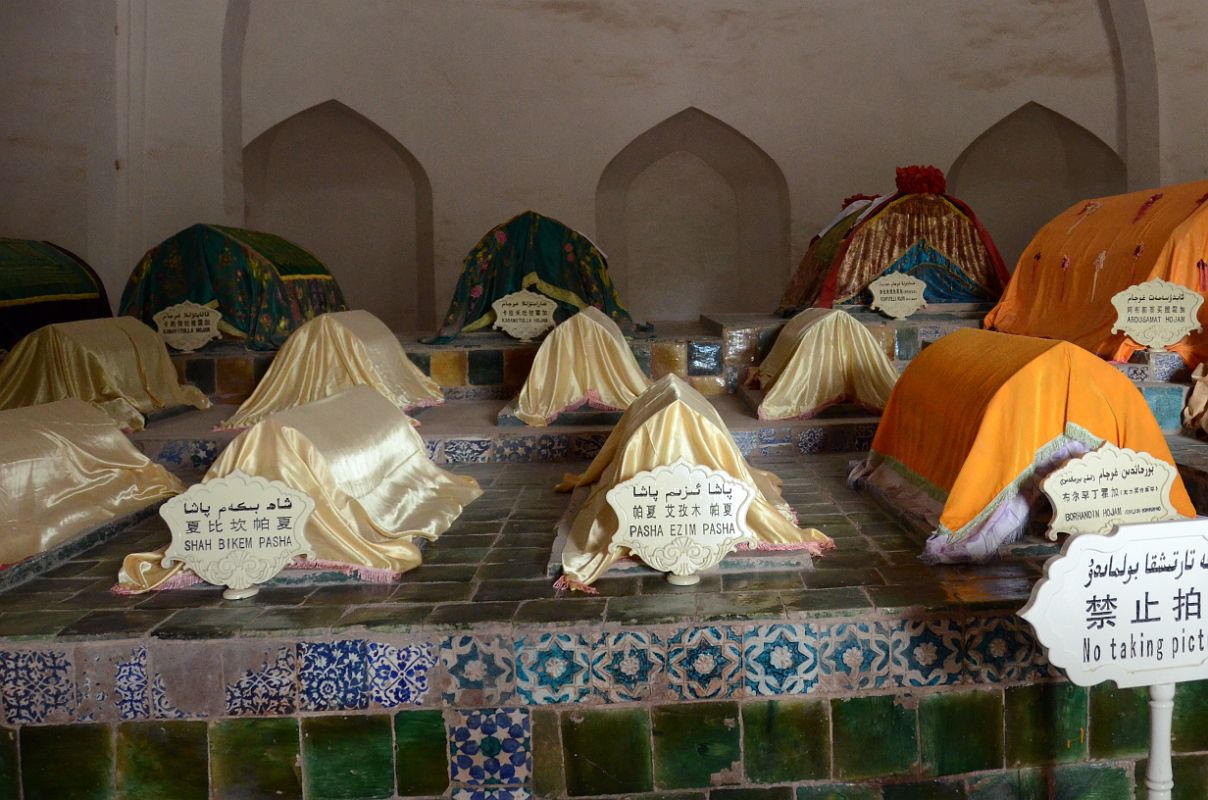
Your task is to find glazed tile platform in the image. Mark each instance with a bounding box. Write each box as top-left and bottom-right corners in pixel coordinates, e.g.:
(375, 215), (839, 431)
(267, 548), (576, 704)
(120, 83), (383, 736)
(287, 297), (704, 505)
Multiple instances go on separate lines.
(2, 455), (1207, 799)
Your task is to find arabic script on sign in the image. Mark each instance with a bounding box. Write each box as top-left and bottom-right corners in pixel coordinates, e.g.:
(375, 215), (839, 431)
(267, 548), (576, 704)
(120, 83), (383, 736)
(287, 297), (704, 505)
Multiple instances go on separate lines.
(1110, 279), (1203, 350)
(868, 273), (927, 319)
(492, 289), (558, 341)
(153, 300), (222, 352)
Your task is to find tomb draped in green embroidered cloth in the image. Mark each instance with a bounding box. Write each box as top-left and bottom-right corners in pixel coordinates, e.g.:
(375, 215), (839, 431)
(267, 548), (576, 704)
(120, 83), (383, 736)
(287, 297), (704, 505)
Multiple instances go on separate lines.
(428, 210), (633, 343)
(0, 238), (112, 349)
(119, 224), (347, 351)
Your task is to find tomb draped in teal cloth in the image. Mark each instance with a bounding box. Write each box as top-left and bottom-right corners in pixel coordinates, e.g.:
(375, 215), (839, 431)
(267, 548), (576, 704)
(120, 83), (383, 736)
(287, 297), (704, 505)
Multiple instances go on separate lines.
(119, 224), (347, 351)
(428, 210), (633, 343)
(839, 238), (994, 306)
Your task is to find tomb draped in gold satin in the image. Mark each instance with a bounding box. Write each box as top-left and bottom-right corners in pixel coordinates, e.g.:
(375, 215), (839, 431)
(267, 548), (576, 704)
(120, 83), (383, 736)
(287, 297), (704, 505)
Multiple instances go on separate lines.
(0, 316), (210, 431)
(513, 307), (650, 426)
(219, 310), (443, 430)
(118, 386), (480, 591)
(0, 400), (182, 566)
(755, 308), (897, 420)
(557, 375), (832, 586)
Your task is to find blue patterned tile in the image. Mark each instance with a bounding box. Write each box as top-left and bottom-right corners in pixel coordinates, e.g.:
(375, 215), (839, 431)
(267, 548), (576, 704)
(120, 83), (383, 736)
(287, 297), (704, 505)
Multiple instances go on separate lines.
(796, 428), (826, 454)
(114, 647), (150, 720)
(368, 641), (435, 708)
(496, 436), (536, 463)
(591, 631), (664, 703)
(824, 621), (893, 690)
(224, 644), (297, 716)
(572, 433), (608, 461)
(667, 626), (742, 700)
(730, 430), (758, 456)
(76, 645), (150, 722)
(445, 438), (494, 464)
(891, 618), (964, 687)
(441, 635), (515, 705)
(449, 707), (532, 786)
(0, 649), (75, 724)
(687, 341), (723, 375)
(425, 438), (442, 461)
(298, 640), (368, 711)
(151, 675), (188, 719)
(743, 624), (819, 696)
(965, 615), (1037, 684)
(453, 789), (531, 800)
(154, 439), (220, 471)
(514, 633), (590, 705)
(534, 434), (569, 461)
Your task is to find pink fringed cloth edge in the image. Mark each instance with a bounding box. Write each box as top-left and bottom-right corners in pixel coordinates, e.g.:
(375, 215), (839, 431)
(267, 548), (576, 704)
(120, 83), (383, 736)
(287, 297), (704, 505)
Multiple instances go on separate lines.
(533, 389), (627, 424)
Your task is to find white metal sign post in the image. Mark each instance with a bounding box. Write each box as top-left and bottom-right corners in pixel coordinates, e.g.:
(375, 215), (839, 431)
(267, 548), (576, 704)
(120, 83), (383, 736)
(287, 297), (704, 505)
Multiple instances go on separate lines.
(1021, 519), (1208, 799)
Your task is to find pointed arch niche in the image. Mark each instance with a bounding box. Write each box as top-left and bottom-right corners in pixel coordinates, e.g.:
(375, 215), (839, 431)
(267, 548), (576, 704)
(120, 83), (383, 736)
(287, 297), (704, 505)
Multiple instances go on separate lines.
(596, 108), (790, 322)
(243, 100), (435, 330)
(949, 102), (1127, 271)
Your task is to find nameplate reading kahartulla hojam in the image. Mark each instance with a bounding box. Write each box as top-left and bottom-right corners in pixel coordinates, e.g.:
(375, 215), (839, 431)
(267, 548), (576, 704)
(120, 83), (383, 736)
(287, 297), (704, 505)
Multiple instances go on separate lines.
(1041, 444), (1184, 540)
(153, 300), (222, 352)
(1110, 278), (1203, 350)
(492, 289), (558, 341)
(606, 461), (756, 585)
(160, 471), (315, 599)
(1021, 519), (1208, 799)
(868, 273), (927, 320)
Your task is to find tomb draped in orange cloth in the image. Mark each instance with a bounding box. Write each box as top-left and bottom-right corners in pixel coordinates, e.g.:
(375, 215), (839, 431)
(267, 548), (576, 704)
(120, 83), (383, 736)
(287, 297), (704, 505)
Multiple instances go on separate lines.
(984, 179), (1208, 366)
(851, 328), (1194, 563)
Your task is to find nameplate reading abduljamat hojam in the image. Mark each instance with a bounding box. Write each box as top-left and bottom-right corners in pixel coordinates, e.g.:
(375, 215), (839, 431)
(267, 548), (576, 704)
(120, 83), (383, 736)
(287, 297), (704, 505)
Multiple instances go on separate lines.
(491, 289), (558, 341)
(1041, 444), (1184, 540)
(1110, 279), (1203, 350)
(606, 460), (756, 585)
(161, 471), (315, 599)
(153, 300), (222, 352)
(868, 273), (927, 319)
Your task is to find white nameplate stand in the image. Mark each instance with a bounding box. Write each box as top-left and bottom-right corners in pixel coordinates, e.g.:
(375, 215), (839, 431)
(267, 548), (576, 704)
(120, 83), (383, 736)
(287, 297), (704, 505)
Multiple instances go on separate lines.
(1041, 444), (1185, 539)
(161, 471), (315, 599)
(1110, 278), (1203, 350)
(868, 273), (927, 320)
(153, 300), (222, 352)
(606, 461), (756, 585)
(1022, 519), (1208, 800)
(491, 289), (558, 341)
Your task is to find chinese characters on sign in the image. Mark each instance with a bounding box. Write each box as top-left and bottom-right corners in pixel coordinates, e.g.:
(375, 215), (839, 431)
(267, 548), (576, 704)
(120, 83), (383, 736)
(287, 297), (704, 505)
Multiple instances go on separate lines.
(491, 289), (558, 341)
(868, 273), (927, 319)
(152, 300), (222, 352)
(1041, 444), (1184, 540)
(161, 471), (315, 599)
(606, 461), (756, 585)
(1110, 279), (1203, 350)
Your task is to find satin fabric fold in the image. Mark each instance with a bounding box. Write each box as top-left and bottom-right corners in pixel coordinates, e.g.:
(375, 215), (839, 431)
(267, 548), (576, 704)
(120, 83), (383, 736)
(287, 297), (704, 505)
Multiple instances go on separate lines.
(514, 307), (650, 426)
(219, 311), (443, 430)
(119, 386), (481, 591)
(855, 329), (1193, 561)
(755, 309), (898, 420)
(557, 375), (832, 586)
(0, 317), (210, 431)
(1, 400), (183, 566)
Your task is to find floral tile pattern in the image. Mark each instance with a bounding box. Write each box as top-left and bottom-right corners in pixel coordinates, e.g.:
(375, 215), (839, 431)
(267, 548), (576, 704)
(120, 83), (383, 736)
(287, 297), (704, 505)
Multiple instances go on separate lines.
(445, 438), (494, 464)
(425, 438), (443, 461)
(452, 788), (532, 800)
(730, 430), (758, 456)
(534, 434), (569, 461)
(571, 433), (608, 461)
(496, 437), (536, 463)
(0, 649), (75, 724)
(298, 640), (368, 711)
(514, 633), (590, 705)
(368, 641), (436, 708)
(666, 626), (742, 700)
(965, 615), (1037, 683)
(114, 647), (151, 720)
(796, 428), (827, 454)
(76, 645), (150, 723)
(891, 618), (964, 687)
(743, 624), (819, 696)
(824, 621), (893, 690)
(441, 635), (515, 705)
(154, 439), (220, 471)
(151, 674), (189, 719)
(224, 644), (297, 716)
(591, 631), (664, 703)
(448, 707), (532, 786)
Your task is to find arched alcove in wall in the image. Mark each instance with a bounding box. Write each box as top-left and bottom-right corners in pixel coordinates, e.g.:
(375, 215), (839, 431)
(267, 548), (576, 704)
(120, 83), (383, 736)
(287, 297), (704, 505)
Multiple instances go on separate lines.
(949, 102), (1127, 271)
(596, 108), (790, 323)
(243, 100), (435, 330)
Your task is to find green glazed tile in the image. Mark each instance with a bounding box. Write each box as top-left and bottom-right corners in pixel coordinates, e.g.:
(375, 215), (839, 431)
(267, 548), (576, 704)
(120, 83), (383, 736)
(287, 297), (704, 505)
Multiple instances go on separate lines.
(394, 710), (449, 796)
(1136, 753), (1208, 800)
(1053, 763), (1131, 800)
(562, 707), (652, 795)
(624, 793), (706, 800)
(831, 696), (917, 780)
(468, 349), (505, 385)
(1089, 683), (1149, 758)
(652, 702), (740, 789)
(532, 708), (564, 798)
(0, 728), (16, 800)
(882, 780), (966, 800)
(0, 609), (85, 638)
(712, 788), (794, 800)
(117, 721), (207, 800)
(920, 690), (1003, 776)
(966, 769), (1045, 800)
(211, 718), (302, 800)
(1173, 678), (1208, 752)
(426, 601), (518, 627)
(1005, 683), (1087, 765)
(606, 594), (698, 625)
(302, 715), (394, 799)
(22, 724), (114, 800)
(742, 699), (829, 782)
(795, 785), (881, 800)
(338, 604), (429, 632)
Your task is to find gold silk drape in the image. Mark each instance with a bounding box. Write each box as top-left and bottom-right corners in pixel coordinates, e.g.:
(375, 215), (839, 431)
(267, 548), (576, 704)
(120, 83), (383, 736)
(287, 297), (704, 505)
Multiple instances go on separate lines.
(557, 375), (833, 586)
(118, 386), (481, 591)
(0, 317), (210, 431)
(755, 309), (898, 420)
(1, 400), (182, 566)
(514, 307), (650, 426)
(219, 311), (443, 430)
